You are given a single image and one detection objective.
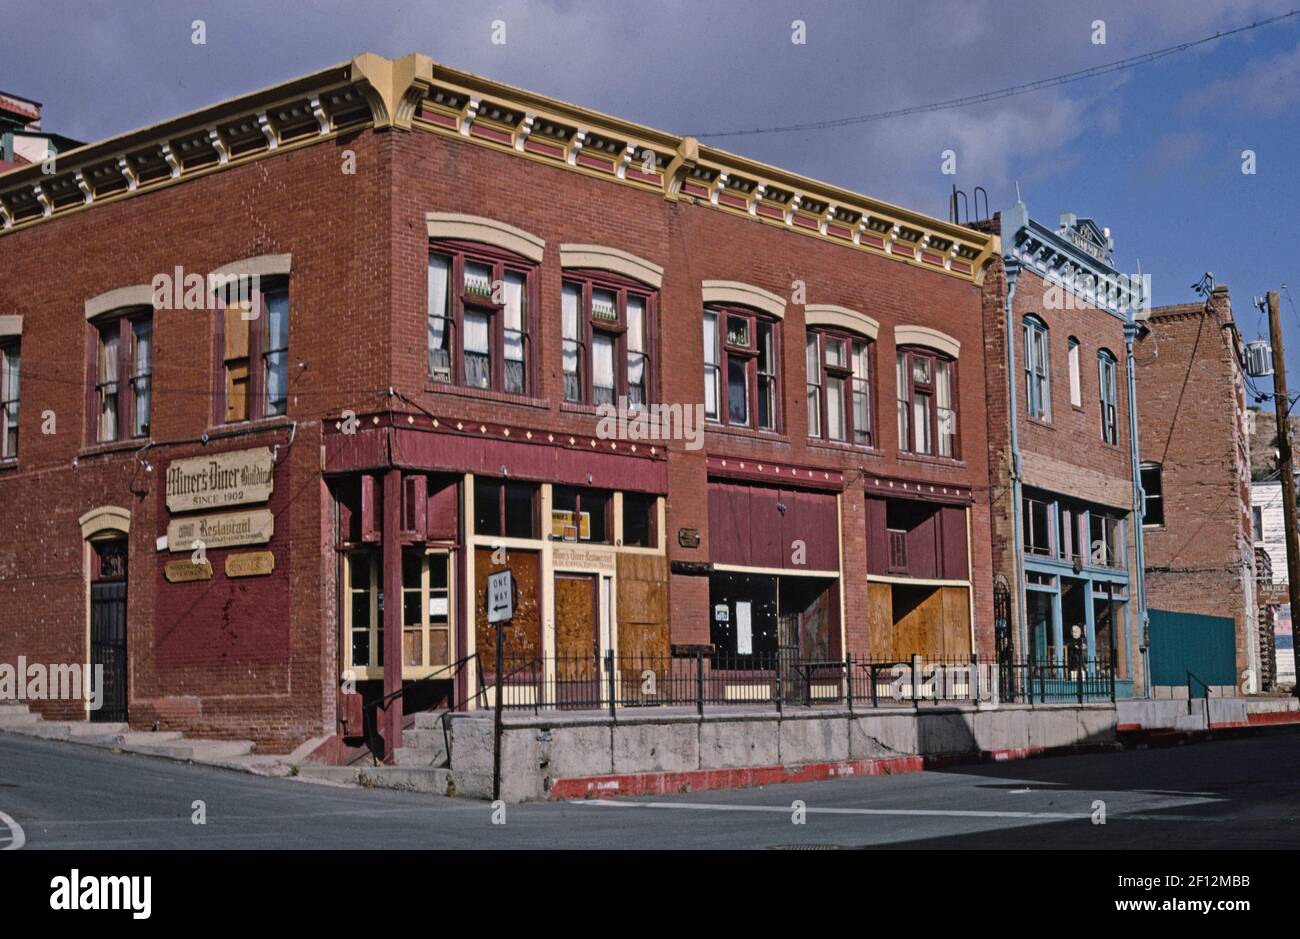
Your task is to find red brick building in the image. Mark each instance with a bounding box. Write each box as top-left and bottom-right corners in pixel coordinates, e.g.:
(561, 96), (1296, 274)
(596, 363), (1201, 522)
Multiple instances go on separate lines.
(1136, 285), (1258, 692)
(0, 53), (997, 756)
(978, 201), (1147, 698)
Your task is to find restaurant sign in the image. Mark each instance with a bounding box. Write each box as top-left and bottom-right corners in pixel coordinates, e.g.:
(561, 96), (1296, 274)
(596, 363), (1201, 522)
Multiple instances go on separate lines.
(166, 447), (274, 512)
(167, 509), (274, 553)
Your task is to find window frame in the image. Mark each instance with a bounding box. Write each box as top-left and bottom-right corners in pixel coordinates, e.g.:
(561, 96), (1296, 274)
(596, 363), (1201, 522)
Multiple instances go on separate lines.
(896, 345), (959, 458)
(550, 485), (613, 543)
(428, 240), (538, 397)
(1140, 462), (1164, 528)
(806, 327), (874, 447)
(1023, 314), (1051, 422)
(703, 303), (781, 432)
(473, 477), (540, 540)
(1098, 349), (1119, 445)
(0, 338), (18, 462)
(87, 307), (153, 445)
(560, 269), (656, 408)
(345, 548), (453, 680)
(212, 277), (290, 425)
(1067, 336), (1082, 408)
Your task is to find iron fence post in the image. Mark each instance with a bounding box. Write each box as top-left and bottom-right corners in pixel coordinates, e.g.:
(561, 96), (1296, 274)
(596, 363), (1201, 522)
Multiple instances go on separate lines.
(695, 650), (704, 718)
(776, 655), (784, 716)
(911, 654), (920, 708)
(846, 654), (854, 714)
(607, 649), (616, 721)
(871, 664), (879, 708)
(1110, 646), (1117, 704)
(971, 652), (979, 704)
(1077, 658), (1083, 704)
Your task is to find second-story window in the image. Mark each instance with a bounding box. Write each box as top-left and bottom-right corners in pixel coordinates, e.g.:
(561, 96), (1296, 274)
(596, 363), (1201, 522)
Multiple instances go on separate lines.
(806, 328), (872, 445)
(561, 272), (654, 407)
(216, 280), (289, 424)
(896, 346), (957, 457)
(1098, 349), (1118, 445)
(0, 339), (18, 461)
(703, 305), (779, 431)
(1023, 315), (1050, 421)
(90, 308), (152, 443)
(428, 243), (534, 396)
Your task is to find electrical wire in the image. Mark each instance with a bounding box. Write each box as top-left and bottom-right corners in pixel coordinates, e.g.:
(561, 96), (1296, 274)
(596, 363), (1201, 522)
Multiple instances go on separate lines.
(691, 9), (1300, 139)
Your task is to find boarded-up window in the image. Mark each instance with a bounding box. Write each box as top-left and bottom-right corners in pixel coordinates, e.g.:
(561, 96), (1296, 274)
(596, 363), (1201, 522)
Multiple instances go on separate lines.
(474, 547), (541, 672)
(708, 480), (838, 571)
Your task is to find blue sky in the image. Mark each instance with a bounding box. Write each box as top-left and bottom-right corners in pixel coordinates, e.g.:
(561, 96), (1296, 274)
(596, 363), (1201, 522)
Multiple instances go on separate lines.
(5, 0), (1300, 384)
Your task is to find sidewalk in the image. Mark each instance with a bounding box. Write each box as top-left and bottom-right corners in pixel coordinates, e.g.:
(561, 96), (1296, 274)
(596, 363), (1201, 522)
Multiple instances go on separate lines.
(0, 702), (320, 776)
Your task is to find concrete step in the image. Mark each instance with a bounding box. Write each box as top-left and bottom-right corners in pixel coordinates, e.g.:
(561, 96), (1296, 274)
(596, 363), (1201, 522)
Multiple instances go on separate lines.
(393, 747), (447, 768)
(411, 709), (450, 730)
(7, 722), (71, 739)
(293, 764), (363, 785)
(127, 739), (255, 761)
(0, 704), (31, 715)
(401, 728), (447, 750)
(0, 710), (42, 726)
(67, 721), (128, 736)
(357, 765), (452, 795)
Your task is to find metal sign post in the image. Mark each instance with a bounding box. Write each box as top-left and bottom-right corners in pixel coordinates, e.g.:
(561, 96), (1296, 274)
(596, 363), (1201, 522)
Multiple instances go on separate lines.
(487, 569), (514, 802)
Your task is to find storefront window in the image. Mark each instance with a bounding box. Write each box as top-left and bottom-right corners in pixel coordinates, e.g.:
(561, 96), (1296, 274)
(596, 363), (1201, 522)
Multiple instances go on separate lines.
(621, 492), (657, 547)
(474, 477), (538, 539)
(347, 549), (451, 675)
(551, 486), (611, 543)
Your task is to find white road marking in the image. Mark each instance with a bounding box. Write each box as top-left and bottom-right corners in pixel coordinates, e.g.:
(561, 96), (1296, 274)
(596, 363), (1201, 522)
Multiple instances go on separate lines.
(0, 810), (26, 850)
(570, 798), (1222, 822)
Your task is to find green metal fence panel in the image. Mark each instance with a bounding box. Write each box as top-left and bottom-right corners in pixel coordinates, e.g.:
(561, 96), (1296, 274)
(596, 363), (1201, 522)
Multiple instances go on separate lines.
(1147, 608), (1236, 694)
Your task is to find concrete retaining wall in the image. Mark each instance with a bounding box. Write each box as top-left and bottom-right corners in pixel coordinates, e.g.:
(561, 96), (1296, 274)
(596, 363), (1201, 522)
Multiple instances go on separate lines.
(447, 703), (1118, 802)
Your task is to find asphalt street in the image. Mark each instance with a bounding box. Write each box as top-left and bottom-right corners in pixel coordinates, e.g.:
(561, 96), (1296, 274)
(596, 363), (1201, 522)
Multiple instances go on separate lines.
(1, 729), (1298, 849)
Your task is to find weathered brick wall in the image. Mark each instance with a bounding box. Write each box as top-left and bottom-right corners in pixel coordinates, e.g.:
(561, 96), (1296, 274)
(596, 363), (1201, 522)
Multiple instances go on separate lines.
(388, 129), (995, 655)
(0, 130), (393, 748)
(1137, 287), (1256, 682)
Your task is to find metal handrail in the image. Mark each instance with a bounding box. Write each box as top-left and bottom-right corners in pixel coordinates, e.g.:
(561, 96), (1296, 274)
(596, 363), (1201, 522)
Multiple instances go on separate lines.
(362, 653), (482, 765)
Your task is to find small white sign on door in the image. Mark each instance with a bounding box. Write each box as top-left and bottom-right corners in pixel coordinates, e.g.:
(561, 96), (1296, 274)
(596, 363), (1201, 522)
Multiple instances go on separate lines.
(736, 601), (752, 656)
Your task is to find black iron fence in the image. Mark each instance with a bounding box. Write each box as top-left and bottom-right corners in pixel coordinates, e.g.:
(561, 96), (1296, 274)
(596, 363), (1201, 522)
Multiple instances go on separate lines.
(474, 651), (1116, 715)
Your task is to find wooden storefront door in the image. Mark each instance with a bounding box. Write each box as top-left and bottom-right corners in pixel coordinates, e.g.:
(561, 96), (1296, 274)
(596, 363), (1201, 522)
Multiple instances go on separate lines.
(554, 573), (599, 709)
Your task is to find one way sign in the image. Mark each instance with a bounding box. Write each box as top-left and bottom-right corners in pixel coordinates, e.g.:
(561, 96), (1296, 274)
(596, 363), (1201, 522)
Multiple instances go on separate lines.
(487, 569), (514, 624)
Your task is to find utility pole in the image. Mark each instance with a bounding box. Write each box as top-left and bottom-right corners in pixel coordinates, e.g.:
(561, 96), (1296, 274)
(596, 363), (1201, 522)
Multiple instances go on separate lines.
(1267, 290), (1300, 697)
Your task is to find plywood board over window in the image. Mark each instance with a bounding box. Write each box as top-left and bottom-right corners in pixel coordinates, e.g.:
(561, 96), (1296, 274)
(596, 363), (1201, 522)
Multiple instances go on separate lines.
(868, 582), (970, 661)
(616, 553), (669, 659)
(474, 547), (540, 672)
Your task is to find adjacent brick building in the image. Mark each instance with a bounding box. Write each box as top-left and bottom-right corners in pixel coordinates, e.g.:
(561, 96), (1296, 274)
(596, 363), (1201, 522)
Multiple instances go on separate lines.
(977, 200), (1147, 697)
(1136, 285), (1258, 692)
(0, 53), (998, 756)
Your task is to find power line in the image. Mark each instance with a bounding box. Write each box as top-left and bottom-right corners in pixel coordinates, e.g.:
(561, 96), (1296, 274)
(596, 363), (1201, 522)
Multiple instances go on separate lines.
(691, 10), (1300, 139)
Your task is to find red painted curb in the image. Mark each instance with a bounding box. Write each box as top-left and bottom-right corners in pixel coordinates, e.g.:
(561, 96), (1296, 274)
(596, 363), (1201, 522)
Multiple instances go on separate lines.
(1246, 711), (1300, 725)
(548, 743), (1119, 801)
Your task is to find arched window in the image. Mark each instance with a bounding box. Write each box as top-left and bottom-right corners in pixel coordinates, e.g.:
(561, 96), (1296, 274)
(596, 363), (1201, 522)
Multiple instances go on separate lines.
(806, 327), (872, 445)
(1023, 315), (1050, 421)
(896, 346), (957, 457)
(428, 241), (536, 396)
(703, 305), (780, 431)
(1098, 349), (1119, 445)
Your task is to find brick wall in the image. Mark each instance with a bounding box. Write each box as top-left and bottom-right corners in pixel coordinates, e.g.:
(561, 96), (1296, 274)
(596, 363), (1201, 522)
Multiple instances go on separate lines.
(1137, 286), (1257, 682)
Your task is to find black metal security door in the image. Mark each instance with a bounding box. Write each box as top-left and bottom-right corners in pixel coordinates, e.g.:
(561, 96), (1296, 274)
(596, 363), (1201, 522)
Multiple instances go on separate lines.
(90, 540), (127, 723)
